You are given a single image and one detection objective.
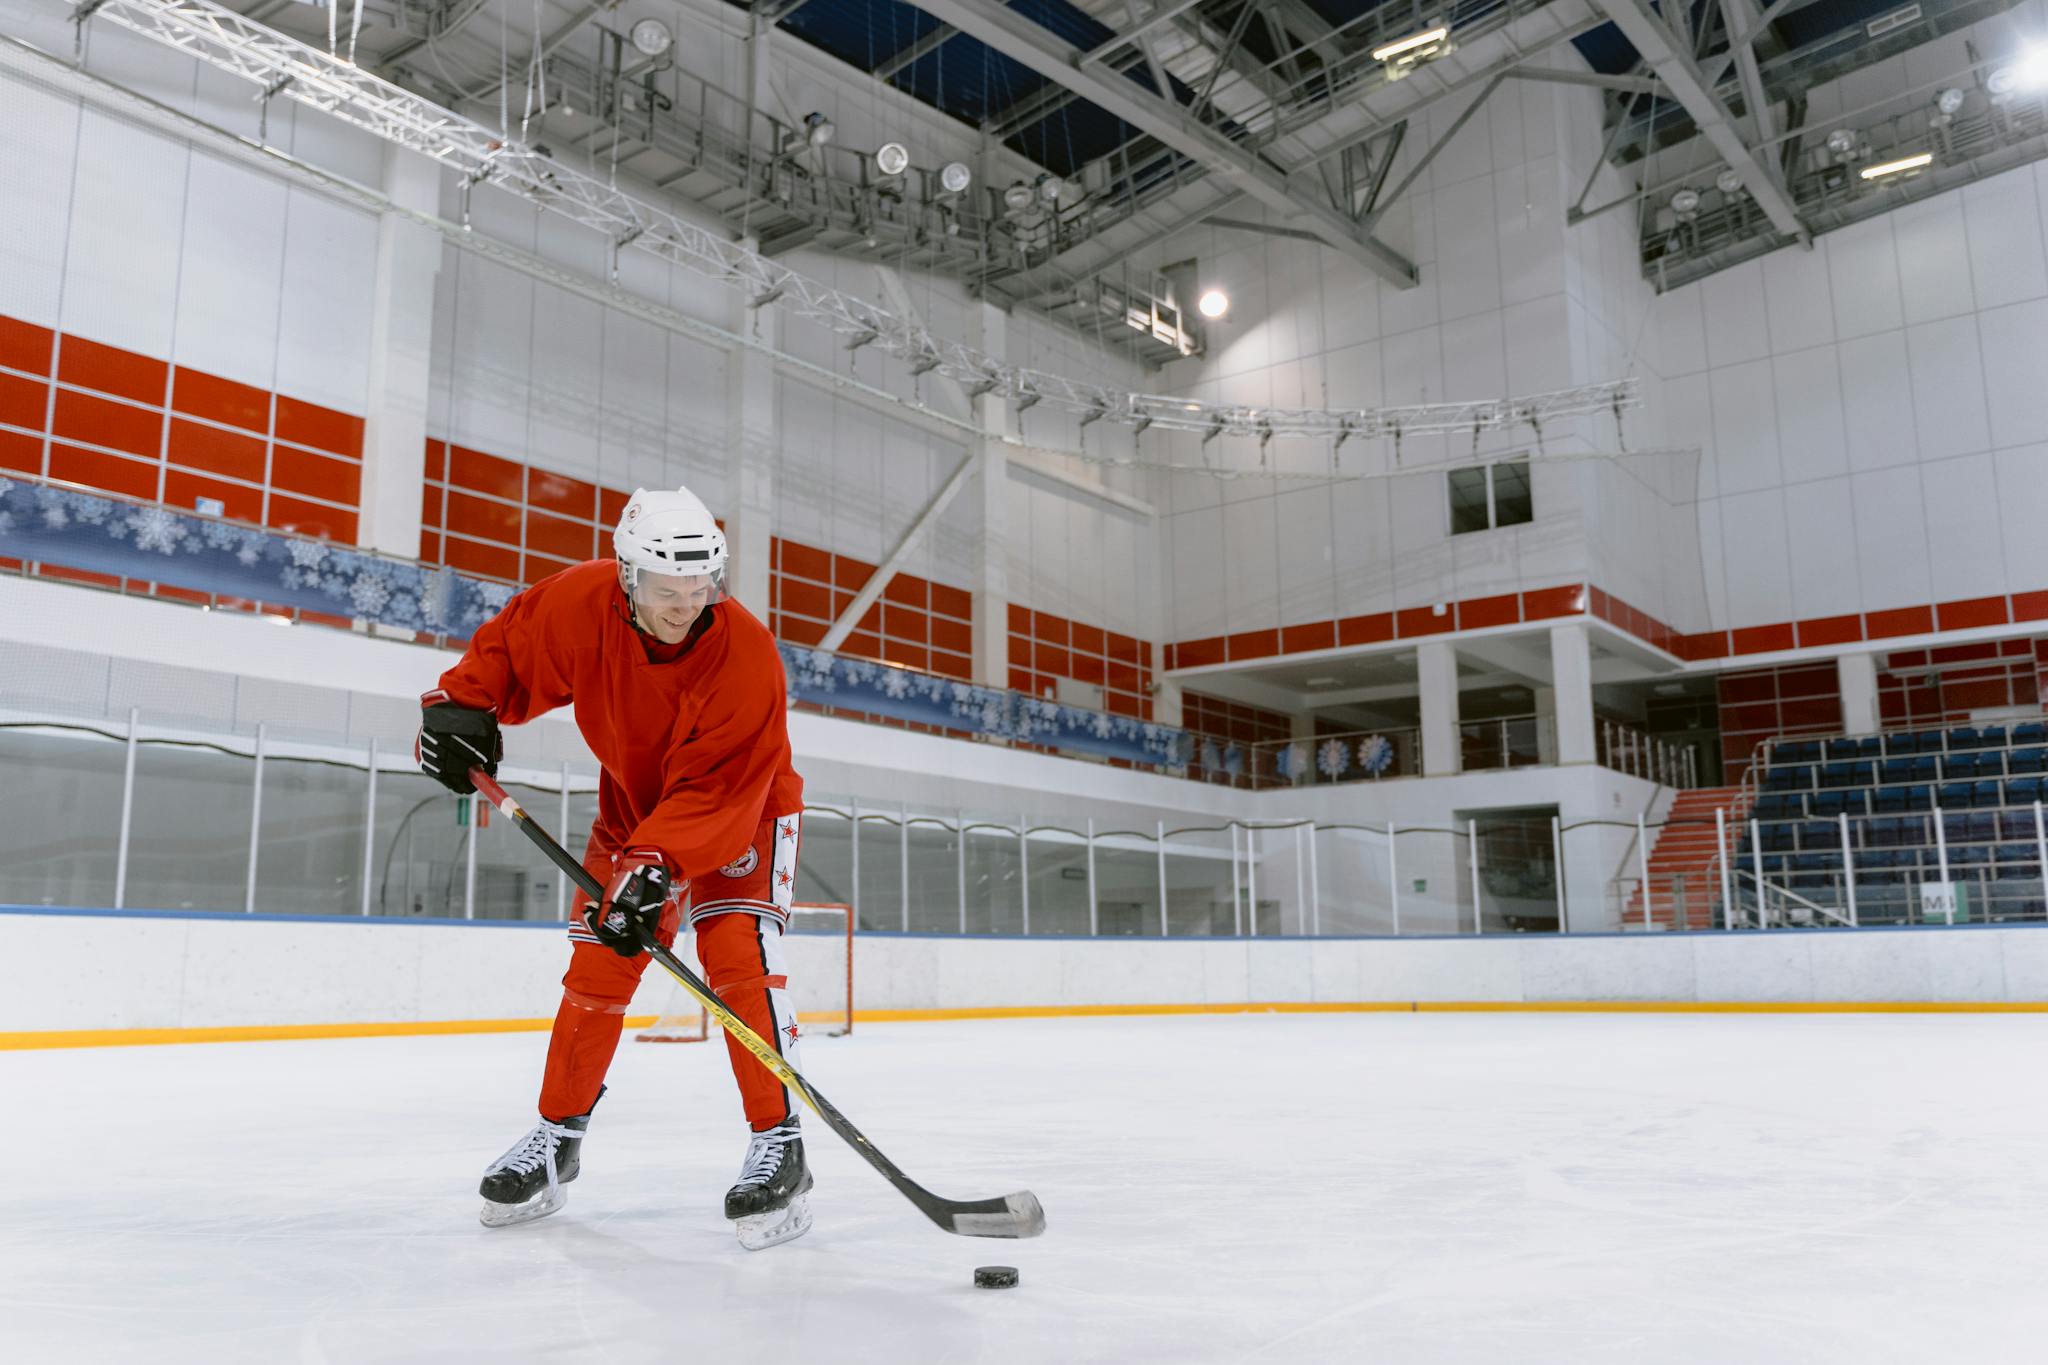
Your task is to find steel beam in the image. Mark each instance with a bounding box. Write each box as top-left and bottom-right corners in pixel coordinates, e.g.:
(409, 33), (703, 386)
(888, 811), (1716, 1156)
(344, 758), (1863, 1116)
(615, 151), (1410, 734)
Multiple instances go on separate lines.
(901, 0), (1418, 286)
(1510, 66), (1664, 95)
(873, 24), (958, 80)
(1586, 0), (1807, 242)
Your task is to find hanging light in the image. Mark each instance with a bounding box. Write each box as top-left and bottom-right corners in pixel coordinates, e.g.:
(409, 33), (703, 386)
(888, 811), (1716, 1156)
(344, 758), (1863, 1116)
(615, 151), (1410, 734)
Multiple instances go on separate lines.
(629, 18), (673, 57)
(1860, 152), (1933, 181)
(1670, 187), (1701, 217)
(1197, 288), (1230, 319)
(1035, 173), (1065, 203)
(2014, 44), (2048, 89)
(1825, 128), (1858, 156)
(802, 112), (835, 147)
(938, 162), (972, 194)
(1715, 169), (1743, 195)
(1002, 181), (1034, 212)
(1935, 87), (1966, 116)
(875, 142), (910, 176)
(1372, 21), (1451, 71)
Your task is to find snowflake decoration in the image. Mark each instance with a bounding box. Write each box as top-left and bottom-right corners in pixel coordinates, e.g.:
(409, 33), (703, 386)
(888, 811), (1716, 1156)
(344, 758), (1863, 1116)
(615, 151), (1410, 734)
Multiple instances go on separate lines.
(1275, 742), (1306, 779)
(287, 539), (330, 571)
(280, 568), (305, 590)
(0, 510), (12, 537)
(1317, 737), (1351, 779)
(73, 496), (108, 525)
(349, 574), (393, 617)
(320, 572), (349, 596)
(476, 581), (515, 614)
(1222, 745), (1244, 777)
(38, 499), (69, 531)
(127, 507), (185, 555)
(881, 668), (912, 699)
(1202, 739), (1224, 771)
(1090, 711), (1113, 739)
(1359, 734), (1395, 776)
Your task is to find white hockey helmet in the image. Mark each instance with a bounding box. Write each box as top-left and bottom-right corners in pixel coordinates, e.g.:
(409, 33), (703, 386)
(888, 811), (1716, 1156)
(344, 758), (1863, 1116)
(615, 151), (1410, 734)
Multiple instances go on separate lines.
(613, 484), (727, 611)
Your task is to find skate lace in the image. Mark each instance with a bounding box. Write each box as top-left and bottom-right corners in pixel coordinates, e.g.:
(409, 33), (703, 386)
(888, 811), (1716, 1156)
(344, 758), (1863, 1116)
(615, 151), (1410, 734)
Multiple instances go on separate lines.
(734, 1124), (798, 1188)
(485, 1120), (580, 1198)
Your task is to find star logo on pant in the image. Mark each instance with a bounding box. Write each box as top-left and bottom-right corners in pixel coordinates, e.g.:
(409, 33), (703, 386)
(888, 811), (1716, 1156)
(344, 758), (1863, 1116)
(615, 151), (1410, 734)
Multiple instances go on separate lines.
(784, 1022), (801, 1043)
(779, 821), (796, 842)
(777, 869), (792, 888)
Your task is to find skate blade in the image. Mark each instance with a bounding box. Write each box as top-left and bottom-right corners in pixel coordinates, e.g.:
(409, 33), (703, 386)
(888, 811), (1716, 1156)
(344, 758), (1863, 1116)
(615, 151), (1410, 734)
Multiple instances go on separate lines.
(734, 1192), (813, 1251)
(479, 1186), (567, 1229)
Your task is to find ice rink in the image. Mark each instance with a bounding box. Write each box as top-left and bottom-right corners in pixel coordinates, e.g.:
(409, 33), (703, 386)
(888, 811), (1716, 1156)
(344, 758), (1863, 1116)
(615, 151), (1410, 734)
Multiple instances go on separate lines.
(6, 1011), (2047, 1364)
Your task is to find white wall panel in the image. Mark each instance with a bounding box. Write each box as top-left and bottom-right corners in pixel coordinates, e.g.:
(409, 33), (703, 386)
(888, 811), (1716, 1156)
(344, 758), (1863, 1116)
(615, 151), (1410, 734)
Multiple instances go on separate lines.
(61, 109), (186, 361)
(1836, 329), (1920, 472)
(1904, 315), (1991, 461)
(1849, 465), (1934, 610)
(1222, 495), (1280, 634)
(1761, 244), (1836, 355)
(1700, 258), (1770, 367)
(1436, 175), (1503, 322)
(1169, 505), (1228, 640)
(446, 254), (535, 460)
(274, 191), (377, 415)
(1770, 345), (1849, 482)
(1917, 453), (2006, 603)
(1781, 477), (1861, 619)
(1274, 484), (1337, 627)
(1716, 489), (1792, 625)
(1707, 360), (1782, 494)
(1992, 442), (2048, 590)
(173, 154), (286, 390)
(1975, 298), (2048, 450)
(1824, 216), (1905, 341)
(0, 74), (79, 329)
(1891, 194), (1977, 325)
(1961, 168), (2048, 310)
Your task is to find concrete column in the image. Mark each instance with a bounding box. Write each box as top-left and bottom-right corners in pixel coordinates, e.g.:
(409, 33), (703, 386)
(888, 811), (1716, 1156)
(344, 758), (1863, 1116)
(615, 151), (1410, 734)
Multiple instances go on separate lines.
(1289, 711), (1315, 786)
(1417, 640), (1461, 776)
(969, 300), (1010, 689)
(1550, 623), (1596, 765)
(1838, 652), (1880, 736)
(723, 264), (777, 616)
(1533, 686), (1559, 765)
(356, 146), (441, 559)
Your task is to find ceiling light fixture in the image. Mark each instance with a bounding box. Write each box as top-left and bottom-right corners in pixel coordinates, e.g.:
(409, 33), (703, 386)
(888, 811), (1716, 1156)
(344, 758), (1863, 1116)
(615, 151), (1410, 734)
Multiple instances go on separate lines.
(1002, 181), (1034, 212)
(875, 142), (909, 176)
(1670, 187), (1701, 216)
(1715, 169), (1743, 194)
(1825, 128), (1858, 156)
(1935, 87), (1965, 116)
(938, 161), (971, 194)
(2013, 44), (2048, 89)
(1860, 151), (1933, 180)
(629, 18), (672, 57)
(1035, 172), (1065, 203)
(802, 112), (834, 147)
(1197, 288), (1230, 319)
(1372, 22), (1450, 63)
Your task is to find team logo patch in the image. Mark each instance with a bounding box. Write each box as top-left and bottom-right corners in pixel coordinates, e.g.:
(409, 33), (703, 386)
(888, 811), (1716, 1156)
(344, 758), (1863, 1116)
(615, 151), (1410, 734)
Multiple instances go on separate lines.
(719, 846), (760, 878)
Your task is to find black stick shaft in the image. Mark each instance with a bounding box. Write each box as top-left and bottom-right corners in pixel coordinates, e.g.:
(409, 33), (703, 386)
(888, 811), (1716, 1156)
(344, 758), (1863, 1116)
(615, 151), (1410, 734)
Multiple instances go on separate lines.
(467, 769), (1045, 1240)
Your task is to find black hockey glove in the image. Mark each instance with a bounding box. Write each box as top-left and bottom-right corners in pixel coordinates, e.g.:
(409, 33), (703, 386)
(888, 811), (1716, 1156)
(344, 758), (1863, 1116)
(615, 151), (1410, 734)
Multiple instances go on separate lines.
(416, 699), (502, 795)
(590, 849), (670, 959)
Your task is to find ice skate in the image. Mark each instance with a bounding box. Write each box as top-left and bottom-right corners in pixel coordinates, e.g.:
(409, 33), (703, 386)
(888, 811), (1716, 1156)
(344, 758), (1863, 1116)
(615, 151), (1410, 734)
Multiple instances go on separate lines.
(724, 1120), (813, 1250)
(478, 1095), (598, 1228)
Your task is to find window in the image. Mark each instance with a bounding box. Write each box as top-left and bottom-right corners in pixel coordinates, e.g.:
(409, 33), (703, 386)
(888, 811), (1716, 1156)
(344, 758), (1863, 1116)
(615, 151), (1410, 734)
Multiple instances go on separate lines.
(1446, 458), (1533, 535)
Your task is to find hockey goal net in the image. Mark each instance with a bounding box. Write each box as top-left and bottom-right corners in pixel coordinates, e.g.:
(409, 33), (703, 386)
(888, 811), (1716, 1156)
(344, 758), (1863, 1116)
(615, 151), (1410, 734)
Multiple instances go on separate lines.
(635, 902), (854, 1042)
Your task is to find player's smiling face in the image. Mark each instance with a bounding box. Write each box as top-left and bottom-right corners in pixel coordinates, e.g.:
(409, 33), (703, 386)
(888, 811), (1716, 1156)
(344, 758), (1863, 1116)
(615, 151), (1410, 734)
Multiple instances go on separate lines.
(634, 571), (716, 643)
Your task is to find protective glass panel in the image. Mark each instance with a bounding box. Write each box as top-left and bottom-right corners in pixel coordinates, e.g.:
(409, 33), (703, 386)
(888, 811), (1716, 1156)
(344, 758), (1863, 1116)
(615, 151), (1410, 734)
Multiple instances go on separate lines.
(1162, 827), (1238, 936)
(903, 819), (960, 933)
(127, 741), (256, 912)
(793, 807), (854, 910)
(369, 776), (471, 918)
(854, 814), (904, 933)
(254, 755), (369, 916)
(1023, 827), (1091, 935)
(1313, 826), (1395, 935)
(0, 726), (123, 908)
(962, 819), (1023, 934)
(1477, 815), (1559, 933)
(1092, 830), (1161, 937)
(1244, 825), (1312, 935)
(1390, 827), (1473, 934)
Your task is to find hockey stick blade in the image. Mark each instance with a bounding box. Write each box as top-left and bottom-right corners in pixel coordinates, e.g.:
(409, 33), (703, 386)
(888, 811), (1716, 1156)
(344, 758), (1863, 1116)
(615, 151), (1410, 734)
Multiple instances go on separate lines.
(471, 770), (1048, 1242)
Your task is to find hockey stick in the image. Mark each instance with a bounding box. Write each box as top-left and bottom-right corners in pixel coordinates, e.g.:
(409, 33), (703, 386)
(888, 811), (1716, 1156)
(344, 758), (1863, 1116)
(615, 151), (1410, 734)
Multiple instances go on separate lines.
(469, 769), (1046, 1241)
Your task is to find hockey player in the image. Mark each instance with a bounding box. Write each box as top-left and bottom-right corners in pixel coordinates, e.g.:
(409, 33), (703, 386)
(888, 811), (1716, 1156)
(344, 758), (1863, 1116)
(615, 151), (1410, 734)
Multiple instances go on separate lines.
(416, 484), (814, 1249)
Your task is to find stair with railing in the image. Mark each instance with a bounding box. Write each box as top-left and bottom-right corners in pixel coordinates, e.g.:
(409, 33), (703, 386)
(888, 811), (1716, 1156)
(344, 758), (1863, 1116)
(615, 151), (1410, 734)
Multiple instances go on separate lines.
(1625, 785), (1749, 930)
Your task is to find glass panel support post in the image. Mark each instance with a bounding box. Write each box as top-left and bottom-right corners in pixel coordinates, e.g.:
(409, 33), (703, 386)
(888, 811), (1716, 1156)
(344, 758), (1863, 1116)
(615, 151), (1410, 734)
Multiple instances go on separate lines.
(1307, 821), (1320, 936)
(899, 802), (910, 933)
(1086, 818), (1099, 937)
(1716, 806), (1733, 930)
(1839, 811), (1858, 927)
(464, 786), (478, 920)
(557, 762), (570, 920)
(1157, 820), (1168, 937)
(1749, 818), (1766, 930)
(851, 798), (862, 932)
(1933, 801), (1951, 924)
(1230, 823), (1242, 936)
(361, 740), (379, 917)
(1387, 821), (1400, 935)
(1246, 825), (1257, 937)
(114, 706), (139, 910)
(1637, 812), (1651, 930)
(2035, 802), (2048, 924)
(1018, 814), (1030, 935)
(1468, 817), (1482, 935)
(1550, 815), (1565, 933)
(956, 808), (967, 934)
(245, 722), (267, 915)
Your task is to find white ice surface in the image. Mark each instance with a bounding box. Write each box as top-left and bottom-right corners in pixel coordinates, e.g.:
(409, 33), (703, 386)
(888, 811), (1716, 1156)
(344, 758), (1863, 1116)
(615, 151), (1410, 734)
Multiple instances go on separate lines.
(5, 1013), (2048, 1364)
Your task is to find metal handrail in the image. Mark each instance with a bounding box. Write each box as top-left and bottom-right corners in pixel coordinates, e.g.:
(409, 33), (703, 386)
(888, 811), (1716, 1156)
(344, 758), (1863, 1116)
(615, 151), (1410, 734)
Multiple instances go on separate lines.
(1731, 867), (1854, 930)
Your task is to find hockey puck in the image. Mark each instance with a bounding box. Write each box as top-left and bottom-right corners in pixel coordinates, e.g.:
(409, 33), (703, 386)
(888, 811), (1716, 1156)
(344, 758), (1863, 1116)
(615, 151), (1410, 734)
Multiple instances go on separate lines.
(973, 1265), (1019, 1289)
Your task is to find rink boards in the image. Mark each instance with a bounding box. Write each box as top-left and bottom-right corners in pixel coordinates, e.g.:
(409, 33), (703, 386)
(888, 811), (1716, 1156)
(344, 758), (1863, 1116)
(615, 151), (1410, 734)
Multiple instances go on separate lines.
(5, 905), (2048, 1047)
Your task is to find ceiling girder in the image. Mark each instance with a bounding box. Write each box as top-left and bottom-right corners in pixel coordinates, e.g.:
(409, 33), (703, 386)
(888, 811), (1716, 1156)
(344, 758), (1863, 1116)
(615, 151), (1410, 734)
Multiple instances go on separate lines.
(1585, 0), (1808, 243)
(901, 0), (1418, 286)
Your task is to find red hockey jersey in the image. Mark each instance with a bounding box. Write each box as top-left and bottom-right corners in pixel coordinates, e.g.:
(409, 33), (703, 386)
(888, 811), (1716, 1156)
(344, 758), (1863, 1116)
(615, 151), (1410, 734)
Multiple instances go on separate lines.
(432, 559), (804, 882)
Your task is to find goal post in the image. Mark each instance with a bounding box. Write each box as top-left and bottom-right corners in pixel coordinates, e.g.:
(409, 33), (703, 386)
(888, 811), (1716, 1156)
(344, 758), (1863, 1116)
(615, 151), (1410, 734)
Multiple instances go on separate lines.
(634, 901), (854, 1043)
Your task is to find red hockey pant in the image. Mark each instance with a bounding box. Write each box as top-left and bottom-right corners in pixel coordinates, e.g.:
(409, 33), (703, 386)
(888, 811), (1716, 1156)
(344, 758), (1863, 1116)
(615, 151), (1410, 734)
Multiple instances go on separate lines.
(537, 812), (803, 1132)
